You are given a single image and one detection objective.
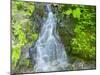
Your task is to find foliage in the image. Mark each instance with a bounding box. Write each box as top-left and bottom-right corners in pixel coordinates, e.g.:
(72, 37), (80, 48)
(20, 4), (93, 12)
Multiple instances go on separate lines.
(12, 1), (38, 70)
(61, 5), (96, 60)
(63, 7), (81, 19)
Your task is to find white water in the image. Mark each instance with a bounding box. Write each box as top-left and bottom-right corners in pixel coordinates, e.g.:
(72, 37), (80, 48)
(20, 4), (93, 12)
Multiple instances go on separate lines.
(32, 4), (68, 72)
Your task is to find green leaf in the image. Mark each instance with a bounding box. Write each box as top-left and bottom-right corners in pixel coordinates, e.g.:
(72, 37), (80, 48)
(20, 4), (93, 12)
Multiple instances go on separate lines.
(65, 9), (72, 15)
(72, 8), (81, 19)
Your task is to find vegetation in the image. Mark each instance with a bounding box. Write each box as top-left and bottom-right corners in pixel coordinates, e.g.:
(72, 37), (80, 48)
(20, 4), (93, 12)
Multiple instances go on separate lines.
(59, 5), (96, 60)
(12, 1), (38, 72)
(12, 1), (96, 73)
(57, 5), (96, 59)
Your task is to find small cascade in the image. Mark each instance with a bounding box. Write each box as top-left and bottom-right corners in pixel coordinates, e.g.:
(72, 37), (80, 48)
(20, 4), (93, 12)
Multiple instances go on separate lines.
(30, 4), (68, 72)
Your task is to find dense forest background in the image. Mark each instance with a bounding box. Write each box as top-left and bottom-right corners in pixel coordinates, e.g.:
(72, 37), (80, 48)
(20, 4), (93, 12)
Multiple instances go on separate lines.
(11, 1), (96, 73)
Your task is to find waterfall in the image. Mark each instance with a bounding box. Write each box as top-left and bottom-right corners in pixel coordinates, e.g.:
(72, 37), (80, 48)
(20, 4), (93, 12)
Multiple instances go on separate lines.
(30, 4), (68, 72)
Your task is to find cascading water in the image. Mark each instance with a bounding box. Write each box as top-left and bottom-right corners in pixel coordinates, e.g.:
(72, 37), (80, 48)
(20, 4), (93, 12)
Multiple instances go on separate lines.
(30, 4), (68, 72)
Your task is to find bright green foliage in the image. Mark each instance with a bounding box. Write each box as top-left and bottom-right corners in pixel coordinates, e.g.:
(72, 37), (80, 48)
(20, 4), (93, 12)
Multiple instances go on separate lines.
(12, 1), (35, 16)
(12, 22), (27, 67)
(72, 8), (81, 19)
(60, 4), (96, 60)
(12, 1), (37, 69)
(64, 9), (72, 15)
(12, 45), (20, 68)
(70, 6), (96, 60)
(63, 5), (81, 19)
